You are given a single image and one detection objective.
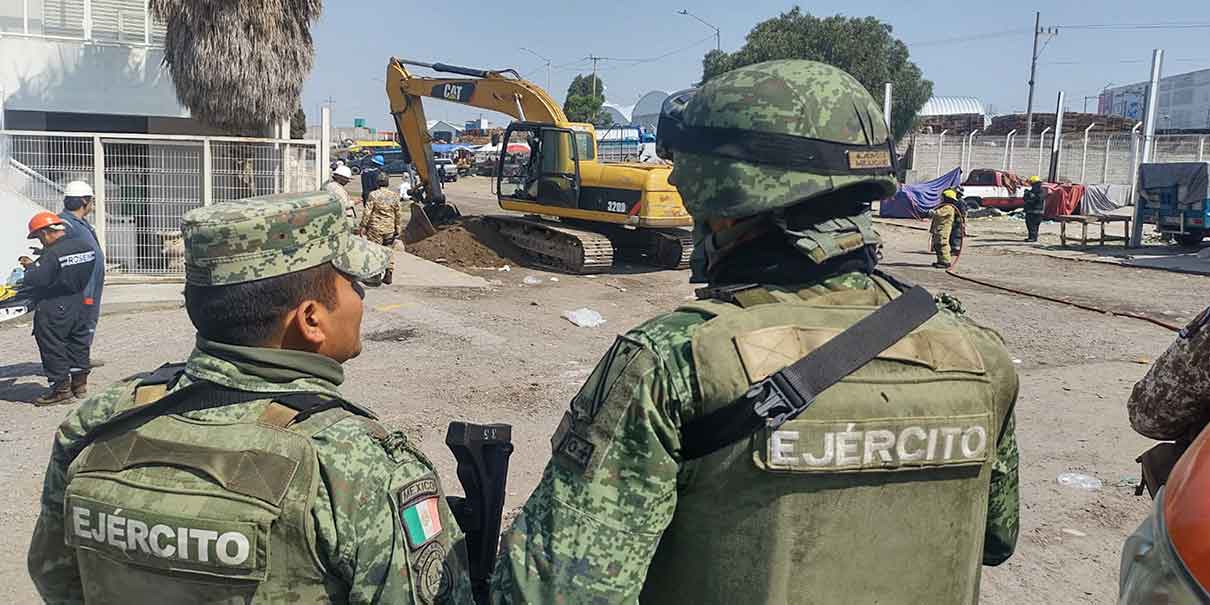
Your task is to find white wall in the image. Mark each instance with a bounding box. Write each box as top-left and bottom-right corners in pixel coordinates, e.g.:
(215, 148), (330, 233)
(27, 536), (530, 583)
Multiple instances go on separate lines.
(0, 36), (186, 118)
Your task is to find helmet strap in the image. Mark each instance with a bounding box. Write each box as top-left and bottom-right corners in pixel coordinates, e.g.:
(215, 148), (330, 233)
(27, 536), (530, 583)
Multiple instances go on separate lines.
(688, 216), (772, 284)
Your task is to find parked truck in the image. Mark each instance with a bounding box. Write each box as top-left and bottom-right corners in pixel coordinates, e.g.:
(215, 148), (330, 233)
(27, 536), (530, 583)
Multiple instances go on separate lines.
(1138, 162), (1210, 246)
(961, 169), (1031, 210)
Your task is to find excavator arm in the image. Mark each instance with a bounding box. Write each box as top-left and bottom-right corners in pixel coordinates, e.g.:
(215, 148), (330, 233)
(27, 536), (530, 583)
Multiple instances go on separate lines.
(385, 57), (567, 213)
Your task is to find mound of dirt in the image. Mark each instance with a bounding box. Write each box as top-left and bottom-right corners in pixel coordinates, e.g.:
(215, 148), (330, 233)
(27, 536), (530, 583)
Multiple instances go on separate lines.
(407, 217), (525, 269)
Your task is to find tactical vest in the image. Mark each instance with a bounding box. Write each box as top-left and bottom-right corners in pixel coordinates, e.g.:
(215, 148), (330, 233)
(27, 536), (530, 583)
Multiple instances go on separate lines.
(63, 370), (364, 603)
(640, 278), (1011, 605)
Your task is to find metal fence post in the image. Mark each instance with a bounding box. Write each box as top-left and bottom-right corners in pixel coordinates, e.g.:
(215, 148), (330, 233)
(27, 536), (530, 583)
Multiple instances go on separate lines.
(1037, 127), (1051, 177)
(936, 130), (948, 179)
(968, 129), (980, 171)
(1200, 137), (1206, 162)
(1001, 131), (1011, 170)
(959, 137), (968, 172)
(1102, 135), (1113, 183)
(1081, 123), (1096, 183)
(320, 105), (332, 186)
(202, 138), (213, 205)
(92, 135), (107, 255)
(1129, 122), (1143, 206)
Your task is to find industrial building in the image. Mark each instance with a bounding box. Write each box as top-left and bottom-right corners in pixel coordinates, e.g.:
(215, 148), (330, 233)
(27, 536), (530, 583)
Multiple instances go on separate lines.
(0, 0), (235, 135)
(1099, 67), (1210, 131)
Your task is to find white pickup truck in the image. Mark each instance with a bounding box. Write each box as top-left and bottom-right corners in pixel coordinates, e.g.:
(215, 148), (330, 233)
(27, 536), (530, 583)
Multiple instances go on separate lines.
(961, 169), (1029, 210)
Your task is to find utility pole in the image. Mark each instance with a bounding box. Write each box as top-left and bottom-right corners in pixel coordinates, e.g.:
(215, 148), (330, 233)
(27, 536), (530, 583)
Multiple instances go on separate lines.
(1132, 49), (1165, 247)
(1024, 12), (1058, 150)
(520, 47), (552, 91)
(589, 55), (601, 101)
(1047, 91), (1065, 183)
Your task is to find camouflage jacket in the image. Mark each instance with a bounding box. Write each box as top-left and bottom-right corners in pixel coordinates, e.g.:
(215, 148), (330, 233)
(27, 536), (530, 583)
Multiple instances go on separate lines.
(28, 337), (473, 604)
(360, 188), (404, 237)
(1129, 307), (1210, 440)
(491, 272), (1020, 603)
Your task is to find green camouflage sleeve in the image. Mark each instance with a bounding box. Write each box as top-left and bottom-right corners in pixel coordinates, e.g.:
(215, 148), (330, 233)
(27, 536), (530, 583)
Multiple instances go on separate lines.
(311, 418), (474, 605)
(491, 335), (681, 604)
(28, 379), (136, 603)
(1128, 308), (1210, 440)
(983, 413), (1019, 566)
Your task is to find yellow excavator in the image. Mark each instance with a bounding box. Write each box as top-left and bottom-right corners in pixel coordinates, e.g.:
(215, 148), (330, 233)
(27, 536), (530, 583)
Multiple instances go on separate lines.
(386, 57), (693, 273)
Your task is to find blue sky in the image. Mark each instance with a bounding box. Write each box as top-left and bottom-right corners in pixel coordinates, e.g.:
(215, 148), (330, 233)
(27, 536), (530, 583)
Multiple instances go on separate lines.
(301, 1), (1209, 130)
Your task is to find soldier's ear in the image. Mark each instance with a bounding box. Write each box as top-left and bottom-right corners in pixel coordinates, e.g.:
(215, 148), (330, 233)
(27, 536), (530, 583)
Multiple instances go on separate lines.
(282, 299), (327, 352)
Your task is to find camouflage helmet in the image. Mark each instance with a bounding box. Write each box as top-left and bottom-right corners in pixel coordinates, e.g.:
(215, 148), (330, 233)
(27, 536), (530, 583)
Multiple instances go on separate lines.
(658, 60), (898, 220)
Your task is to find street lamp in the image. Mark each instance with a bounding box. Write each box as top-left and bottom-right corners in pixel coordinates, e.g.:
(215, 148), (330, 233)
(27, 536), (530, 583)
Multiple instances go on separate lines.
(519, 47), (552, 91)
(678, 9), (720, 51)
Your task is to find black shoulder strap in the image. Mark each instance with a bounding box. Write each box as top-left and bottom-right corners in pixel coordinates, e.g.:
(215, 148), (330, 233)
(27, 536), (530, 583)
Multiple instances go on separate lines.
(79, 379), (364, 451)
(679, 285), (939, 461)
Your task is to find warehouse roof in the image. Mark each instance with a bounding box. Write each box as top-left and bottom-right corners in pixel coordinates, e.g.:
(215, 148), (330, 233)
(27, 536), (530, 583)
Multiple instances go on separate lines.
(918, 96), (987, 117)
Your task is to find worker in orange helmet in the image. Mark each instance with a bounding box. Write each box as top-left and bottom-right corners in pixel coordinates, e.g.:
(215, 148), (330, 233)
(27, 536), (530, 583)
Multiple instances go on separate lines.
(21, 211), (98, 405)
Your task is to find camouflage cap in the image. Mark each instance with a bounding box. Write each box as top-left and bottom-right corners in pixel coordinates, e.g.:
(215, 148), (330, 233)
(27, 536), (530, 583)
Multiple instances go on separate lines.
(182, 191), (390, 286)
(671, 60), (898, 220)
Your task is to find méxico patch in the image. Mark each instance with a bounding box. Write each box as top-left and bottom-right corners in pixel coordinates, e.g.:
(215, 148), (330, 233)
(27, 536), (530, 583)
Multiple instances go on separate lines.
(399, 479), (443, 551)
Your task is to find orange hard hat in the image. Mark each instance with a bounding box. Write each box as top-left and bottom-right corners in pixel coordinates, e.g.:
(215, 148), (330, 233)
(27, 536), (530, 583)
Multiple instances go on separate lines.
(27, 211), (66, 239)
(1164, 424), (1210, 590)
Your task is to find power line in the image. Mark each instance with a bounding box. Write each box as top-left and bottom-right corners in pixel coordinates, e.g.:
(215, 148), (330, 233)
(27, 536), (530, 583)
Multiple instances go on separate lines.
(579, 33), (718, 68)
(1055, 22), (1210, 30)
(905, 28), (1031, 47)
(1043, 58), (1204, 65)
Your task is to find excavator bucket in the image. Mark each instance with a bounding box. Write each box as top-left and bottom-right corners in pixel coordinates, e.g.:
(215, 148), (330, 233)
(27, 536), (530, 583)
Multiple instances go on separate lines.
(403, 201), (461, 244)
(403, 203), (438, 244)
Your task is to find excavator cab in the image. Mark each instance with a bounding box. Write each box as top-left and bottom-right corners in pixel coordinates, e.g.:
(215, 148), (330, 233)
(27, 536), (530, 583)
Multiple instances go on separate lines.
(497, 122), (581, 209)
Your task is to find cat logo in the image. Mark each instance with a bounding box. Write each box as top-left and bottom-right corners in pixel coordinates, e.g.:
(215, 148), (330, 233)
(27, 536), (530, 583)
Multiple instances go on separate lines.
(432, 82), (476, 103)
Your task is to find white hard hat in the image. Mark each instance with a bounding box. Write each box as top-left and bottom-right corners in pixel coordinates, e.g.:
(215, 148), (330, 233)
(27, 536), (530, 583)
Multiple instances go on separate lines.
(333, 166), (353, 179)
(64, 181), (94, 197)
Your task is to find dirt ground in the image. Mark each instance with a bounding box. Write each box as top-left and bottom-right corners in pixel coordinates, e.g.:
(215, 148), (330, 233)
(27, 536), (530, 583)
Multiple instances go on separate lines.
(3, 176), (1207, 603)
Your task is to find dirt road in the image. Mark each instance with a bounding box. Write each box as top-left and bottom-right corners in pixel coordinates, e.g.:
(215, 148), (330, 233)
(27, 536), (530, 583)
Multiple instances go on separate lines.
(2, 177), (1204, 602)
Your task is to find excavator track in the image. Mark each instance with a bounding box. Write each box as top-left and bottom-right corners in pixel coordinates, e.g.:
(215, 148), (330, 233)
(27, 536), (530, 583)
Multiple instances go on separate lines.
(645, 229), (694, 270)
(610, 227), (694, 270)
(485, 216), (615, 274)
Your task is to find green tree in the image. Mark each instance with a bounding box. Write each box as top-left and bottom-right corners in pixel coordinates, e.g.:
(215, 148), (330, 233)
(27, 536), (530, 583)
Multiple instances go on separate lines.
(290, 107), (307, 139)
(699, 8), (932, 140)
(563, 74), (614, 128)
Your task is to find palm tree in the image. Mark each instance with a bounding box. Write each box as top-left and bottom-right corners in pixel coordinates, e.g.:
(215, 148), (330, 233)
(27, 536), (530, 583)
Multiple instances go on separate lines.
(150, 0), (323, 134)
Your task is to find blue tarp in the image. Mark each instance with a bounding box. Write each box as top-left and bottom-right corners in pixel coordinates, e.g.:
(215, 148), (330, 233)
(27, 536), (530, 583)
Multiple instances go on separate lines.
(879, 167), (963, 218)
(432, 143), (476, 154)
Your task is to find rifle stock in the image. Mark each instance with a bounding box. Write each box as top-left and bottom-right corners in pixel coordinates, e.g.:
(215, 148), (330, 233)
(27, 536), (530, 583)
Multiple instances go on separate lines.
(445, 422), (514, 604)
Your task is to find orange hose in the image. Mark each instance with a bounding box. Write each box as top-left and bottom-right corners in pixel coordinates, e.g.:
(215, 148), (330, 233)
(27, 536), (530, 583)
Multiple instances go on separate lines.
(943, 269), (1181, 332)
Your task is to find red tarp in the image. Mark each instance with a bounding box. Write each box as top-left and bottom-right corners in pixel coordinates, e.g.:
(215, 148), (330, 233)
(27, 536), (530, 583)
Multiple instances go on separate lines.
(1044, 184), (1085, 218)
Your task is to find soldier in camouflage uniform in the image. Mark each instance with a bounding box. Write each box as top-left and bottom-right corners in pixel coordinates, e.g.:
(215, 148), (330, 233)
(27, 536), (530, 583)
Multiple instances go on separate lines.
(360, 170), (404, 285)
(1128, 306), (1210, 440)
(28, 191), (473, 604)
(491, 60), (1019, 604)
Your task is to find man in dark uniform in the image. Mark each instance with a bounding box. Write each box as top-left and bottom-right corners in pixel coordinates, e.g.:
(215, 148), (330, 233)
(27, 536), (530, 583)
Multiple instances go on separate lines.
(22, 211), (97, 406)
(58, 181), (105, 368)
(360, 154), (386, 204)
(1023, 176), (1045, 242)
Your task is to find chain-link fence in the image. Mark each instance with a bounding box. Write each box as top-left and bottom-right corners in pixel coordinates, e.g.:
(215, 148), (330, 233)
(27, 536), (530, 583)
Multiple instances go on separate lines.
(2, 130), (320, 275)
(906, 132), (1207, 187)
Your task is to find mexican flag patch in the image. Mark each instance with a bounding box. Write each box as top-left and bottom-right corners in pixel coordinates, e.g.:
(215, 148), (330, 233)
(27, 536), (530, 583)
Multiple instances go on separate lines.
(401, 485), (443, 550)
